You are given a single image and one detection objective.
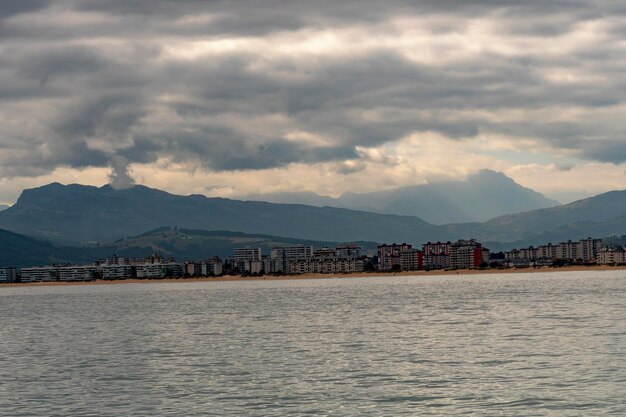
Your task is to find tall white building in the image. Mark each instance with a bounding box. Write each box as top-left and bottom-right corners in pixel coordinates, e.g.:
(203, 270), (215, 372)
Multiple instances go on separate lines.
(234, 247), (262, 263)
(271, 246), (313, 273)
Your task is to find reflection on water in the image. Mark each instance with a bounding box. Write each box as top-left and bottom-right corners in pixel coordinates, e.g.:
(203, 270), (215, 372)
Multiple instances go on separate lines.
(1, 271), (625, 416)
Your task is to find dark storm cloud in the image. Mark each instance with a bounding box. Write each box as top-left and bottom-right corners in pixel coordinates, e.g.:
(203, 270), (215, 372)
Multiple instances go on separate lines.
(584, 141), (626, 164)
(0, 0), (625, 181)
(16, 47), (108, 84)
(0, 0), (52, 18)
(54, 93), (146, 139)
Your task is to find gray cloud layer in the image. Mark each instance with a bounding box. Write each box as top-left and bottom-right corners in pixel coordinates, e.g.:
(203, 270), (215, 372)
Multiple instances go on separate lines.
(0, 0), (625, 183)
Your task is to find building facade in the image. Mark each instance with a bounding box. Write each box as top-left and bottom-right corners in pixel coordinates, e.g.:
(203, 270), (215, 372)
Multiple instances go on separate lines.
(597, 247), (626, 265)
(0, 267), (17, 283)
(400, 249), (423, 271)
(450, 239), (484, 269)
(101, 264), (134, 280)
(505, 238), (605, 264)
(136, 263), (183, 279)
(57, 265), (97, 282)
(20, 266), (58, 283)
(422, 242), (451, 269)
(287, 257), (364, 274)
(378, 243), (413, 271)
(271, 245), (313, 273)
(336, 244), (362, 258)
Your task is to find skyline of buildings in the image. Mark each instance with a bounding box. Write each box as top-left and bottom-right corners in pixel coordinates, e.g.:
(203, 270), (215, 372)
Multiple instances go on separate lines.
(3, 234), (626, 284)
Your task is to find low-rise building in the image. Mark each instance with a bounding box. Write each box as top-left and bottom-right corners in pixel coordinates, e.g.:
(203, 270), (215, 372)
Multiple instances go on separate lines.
(506, 238), (605, 264)
(20, 266), (58, 283)
(0, 267), (17, 283)
(101, 264), (134, 280)
(597, 247), (626, 265)
(184, 261), (203, 277)
(287, 257), (364, 274)
(201, 257), (224, 276)
(58, 265), (97, 282)
(136, 263), (183, 279)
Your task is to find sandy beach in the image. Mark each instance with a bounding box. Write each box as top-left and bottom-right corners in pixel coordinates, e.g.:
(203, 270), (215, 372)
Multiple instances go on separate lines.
(2, 264), (625, 288)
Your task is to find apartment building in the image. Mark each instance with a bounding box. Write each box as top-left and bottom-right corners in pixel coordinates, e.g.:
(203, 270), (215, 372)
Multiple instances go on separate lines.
(422, 242), (451, 269)
(101, 264), (134, 280)
(336, 244), (362, 258)
(57, 265), (97, 282)
(400, 249), (423, 271)
(136, 263), (183, 279)
(20, 266), (58, 283)
(185, 261), (204, 277)
(201, 257), (223, 276)
(450, 239), (484, 269)
(578, 238), (603, 261)
(0, 267), (17, 283)
(234, 247), (262, 262)
(378, 243), (413, 271)
(505, 238), (605, 264)
(287, 257), (364, 274)
(597, 247), (626, 265)
(271, 245), (313, 273)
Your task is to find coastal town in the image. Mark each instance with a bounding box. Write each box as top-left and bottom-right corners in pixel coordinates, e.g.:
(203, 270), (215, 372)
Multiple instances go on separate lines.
(1, 235), (624, 284)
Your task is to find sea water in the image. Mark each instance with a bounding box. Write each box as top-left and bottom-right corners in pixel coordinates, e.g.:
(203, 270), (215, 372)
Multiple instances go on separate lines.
(1, 270), (625, 416)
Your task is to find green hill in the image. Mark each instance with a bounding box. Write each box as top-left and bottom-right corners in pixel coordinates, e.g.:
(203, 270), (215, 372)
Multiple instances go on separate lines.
(109, 227), (379, 260)
(0, 226), (378, 268)
(0, 183), (456, 245)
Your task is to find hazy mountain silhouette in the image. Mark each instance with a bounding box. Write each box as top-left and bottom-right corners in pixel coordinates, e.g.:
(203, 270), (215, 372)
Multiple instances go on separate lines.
(244, 170), (559, 224)
(0, 183), (467, 245)
(1, 182), (624, 250)
(0, 205), (8, 212)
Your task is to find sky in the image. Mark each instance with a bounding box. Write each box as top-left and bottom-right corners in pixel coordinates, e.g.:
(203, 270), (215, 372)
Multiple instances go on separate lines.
(1, 0), (626, 205)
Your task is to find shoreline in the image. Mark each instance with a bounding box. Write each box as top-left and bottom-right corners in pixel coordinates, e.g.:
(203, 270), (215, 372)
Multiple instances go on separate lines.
(2, 264), (625, 288)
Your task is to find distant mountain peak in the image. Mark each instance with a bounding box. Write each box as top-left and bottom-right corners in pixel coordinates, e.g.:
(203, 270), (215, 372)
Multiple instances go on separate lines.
(1, 180), (625, 250)
(243, 170), (559, 224)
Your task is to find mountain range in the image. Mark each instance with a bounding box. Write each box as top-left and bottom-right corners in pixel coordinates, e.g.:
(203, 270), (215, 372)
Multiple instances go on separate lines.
(1, 181), (626, 259)
(243, 170), (559, 224)
(0, 182), (465, 245)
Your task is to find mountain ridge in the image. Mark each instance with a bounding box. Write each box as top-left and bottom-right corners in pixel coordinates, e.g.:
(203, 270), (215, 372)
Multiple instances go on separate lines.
(1, 182), (626, 250)
(243, 170), (559, 224)
(0, 182), (460, 245)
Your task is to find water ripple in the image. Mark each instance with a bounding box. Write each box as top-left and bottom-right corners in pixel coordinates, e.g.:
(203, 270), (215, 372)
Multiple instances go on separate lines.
(1, 270), (625, 416)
